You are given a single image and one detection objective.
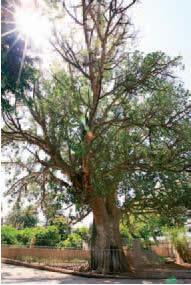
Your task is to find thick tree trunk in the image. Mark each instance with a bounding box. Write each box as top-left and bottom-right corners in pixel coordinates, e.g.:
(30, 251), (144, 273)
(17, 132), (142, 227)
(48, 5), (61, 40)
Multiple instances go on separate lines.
(89, 196), (129, 274)
(81, 156), (128, 273)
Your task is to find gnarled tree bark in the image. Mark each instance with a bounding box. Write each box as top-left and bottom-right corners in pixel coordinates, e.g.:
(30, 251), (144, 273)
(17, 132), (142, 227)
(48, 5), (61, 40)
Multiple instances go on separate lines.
(89, 196), (129, 273)
(80, 146), (129, 274)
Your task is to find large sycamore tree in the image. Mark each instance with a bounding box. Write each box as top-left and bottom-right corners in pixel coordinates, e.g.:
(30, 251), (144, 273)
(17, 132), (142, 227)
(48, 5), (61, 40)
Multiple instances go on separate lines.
(2, 0), (191, 273)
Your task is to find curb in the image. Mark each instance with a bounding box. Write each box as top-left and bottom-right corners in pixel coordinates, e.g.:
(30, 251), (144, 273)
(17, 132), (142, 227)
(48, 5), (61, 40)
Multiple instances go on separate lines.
(2, 258), (132, 279)
(2, 258), (191, 279)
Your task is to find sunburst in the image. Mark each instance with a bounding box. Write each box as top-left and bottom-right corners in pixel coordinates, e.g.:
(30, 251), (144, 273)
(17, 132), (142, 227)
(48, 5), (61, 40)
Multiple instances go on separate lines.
(1, 0), (51, 84)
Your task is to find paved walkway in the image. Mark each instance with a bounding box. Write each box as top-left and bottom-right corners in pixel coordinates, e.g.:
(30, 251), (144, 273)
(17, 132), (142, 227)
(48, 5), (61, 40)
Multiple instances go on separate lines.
(2, 263), (191, 284)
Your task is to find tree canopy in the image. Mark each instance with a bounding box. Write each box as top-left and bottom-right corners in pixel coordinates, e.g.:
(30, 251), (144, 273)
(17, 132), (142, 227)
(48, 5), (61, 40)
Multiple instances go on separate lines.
(3, 52), (191, 218)
(4, 204), (38, 229)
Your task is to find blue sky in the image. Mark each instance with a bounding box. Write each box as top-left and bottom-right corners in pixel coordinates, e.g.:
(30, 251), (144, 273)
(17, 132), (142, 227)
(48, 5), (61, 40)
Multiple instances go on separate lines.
(133, 0), (191, 89)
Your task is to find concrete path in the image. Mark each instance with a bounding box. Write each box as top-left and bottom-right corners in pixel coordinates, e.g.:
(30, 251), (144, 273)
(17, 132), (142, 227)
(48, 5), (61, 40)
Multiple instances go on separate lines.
(1, 263), (191, 284)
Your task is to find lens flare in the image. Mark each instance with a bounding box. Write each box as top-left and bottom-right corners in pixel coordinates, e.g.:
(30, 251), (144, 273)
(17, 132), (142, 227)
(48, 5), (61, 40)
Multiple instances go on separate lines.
(14, 6), (50, 48)
(2, 0), (51, 83)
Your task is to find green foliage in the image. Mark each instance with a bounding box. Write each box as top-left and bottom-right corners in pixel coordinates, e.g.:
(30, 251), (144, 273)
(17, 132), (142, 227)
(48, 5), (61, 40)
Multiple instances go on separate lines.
(13, 226), (61, 247)
(57, 233), (83, 249)
(73, 226), (90, 241)
(120, 223), (133, 244)
(16, 228), (35, 246)
(1, 222), (90, 249)
(162, 226), (191, 262)
(32, 226), (61, 247)
(3, 52), (191, 214)
(1, 0), (37, 112)
(1, 226), (19, 245)
(39, 191), (73, 226)
(49, 216), (71, 240)
(2, 223), (89, 248)
(5, 205), (38, 230)
(120, 214), (181, 246)
(120, 171), (191, 221)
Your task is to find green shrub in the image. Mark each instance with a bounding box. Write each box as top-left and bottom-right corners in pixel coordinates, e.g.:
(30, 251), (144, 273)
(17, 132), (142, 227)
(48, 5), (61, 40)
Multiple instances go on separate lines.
(49, 216), (71, 240)
(73, 226), (90, 241)
(34, 226), (61, 247)
(1, 226), (19, 245)
(120, 223), (133, 243)
(16, 228), (35, 246)
(162, 226), (191, 262)
(57, 233), (82, 248)
(16, 226), (61, 247)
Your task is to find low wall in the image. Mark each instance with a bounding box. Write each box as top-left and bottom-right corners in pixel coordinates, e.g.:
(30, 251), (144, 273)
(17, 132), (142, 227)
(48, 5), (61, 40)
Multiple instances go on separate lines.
(1, 246), (90, 265)
(151, 243), (174, 257)
(2, 242), (190, 267)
